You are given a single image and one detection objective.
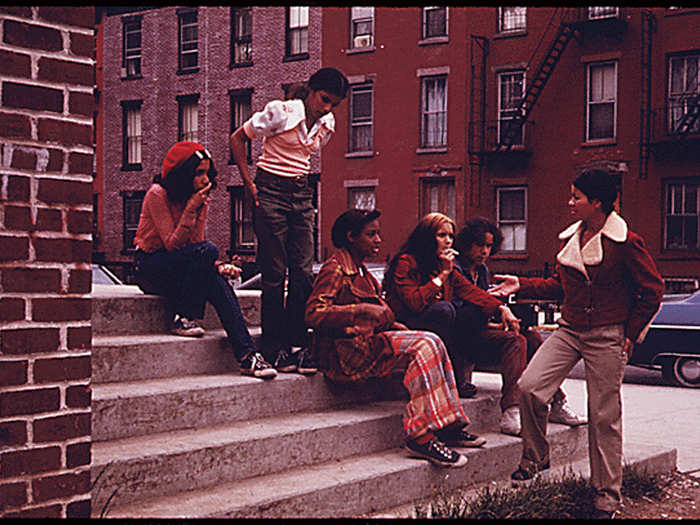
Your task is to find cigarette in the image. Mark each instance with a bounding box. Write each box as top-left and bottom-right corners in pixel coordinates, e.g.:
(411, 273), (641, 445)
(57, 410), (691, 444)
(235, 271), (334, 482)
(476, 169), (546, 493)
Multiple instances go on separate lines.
(447, 248), (459, 256)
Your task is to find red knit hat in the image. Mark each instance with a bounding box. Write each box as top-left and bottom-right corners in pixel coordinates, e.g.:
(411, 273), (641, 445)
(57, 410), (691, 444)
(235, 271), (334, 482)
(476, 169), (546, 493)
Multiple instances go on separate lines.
(161, 141), (211, 179)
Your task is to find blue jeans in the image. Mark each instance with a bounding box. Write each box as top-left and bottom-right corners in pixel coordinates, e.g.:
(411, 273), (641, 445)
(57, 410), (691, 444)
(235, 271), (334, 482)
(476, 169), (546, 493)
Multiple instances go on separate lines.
(253, 168), (314, 357)
(134, 241), (256, 362)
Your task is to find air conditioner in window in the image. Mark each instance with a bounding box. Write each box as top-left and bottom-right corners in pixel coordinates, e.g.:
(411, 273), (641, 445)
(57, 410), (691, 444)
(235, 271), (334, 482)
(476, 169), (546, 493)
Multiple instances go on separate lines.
(353, 35), (372, 48)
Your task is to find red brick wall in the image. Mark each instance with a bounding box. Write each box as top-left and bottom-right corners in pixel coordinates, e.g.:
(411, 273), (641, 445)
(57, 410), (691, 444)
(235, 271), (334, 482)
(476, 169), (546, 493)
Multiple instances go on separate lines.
(1, 6), (93, 518)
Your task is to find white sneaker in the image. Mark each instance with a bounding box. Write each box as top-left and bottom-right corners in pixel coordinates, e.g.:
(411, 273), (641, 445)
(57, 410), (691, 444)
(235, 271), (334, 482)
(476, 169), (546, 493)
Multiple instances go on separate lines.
(500, 406), (521, 436)
(549, 399), (587, 426)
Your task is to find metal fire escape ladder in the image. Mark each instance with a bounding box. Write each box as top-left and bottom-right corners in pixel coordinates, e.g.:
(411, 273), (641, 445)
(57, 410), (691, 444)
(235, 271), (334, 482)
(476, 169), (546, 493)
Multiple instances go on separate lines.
(639, 9), (655, 180)
(499, 21), (578, 150)
(468, 34), (489, 206)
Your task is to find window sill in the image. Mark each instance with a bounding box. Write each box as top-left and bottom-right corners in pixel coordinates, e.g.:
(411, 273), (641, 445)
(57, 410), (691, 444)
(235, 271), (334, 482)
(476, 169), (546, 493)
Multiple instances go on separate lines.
(418, 36), (449, 46)
(491, 253), (529, 260)
(177, 68), (200, 76)
(580, 139), (616, 148)
(283, 53), (309, 63)
(121, 164), (142, 172)
(346, 46), (375, 55)
(345, 150), (374, 159)
(493, 30), (527, 39)
(121, 74), (143, 81)
(230, 61), (253, 69)
(658, 251), (700, 260)
(416, 147), (448, 154)
(664, 8), (700, 17)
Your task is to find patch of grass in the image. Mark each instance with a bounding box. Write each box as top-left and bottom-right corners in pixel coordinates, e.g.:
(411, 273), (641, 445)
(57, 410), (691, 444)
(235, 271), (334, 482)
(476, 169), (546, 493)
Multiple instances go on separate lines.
(415, 463), (668, 519)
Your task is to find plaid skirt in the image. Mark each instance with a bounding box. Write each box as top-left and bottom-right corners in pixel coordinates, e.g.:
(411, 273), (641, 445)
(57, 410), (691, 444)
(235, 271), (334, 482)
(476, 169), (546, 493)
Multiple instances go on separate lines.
(385, 330), (468, 439)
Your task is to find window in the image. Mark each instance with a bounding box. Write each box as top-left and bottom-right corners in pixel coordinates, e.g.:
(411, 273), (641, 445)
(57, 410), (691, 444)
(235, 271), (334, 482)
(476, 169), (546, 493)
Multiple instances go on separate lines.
(286, 6), (309, 58)
(498, 70), (525, 146)
(229, 187), (255, 253)
(348, 186), (376, 210)
(230, 89), (252, 162)
(668, 53), (700, 134)
(587, 62), (617, 141)
(231, 7), (252, 66)
(499, 7), (526, 32)
(122, 17), (141, 78)
(349, 83), (373, 153)
(178, 95), (199, 142)
(665, 181), (699, 250)
(122, 191), (145, 253)
(178, 9), (198, 72)
(422, 7), (447, 39)
(350, 7), (374, 49)
(121, 101), (142, 169)
(421, 178), (455, 219)
(420, 75), (447, 148)
(588, 7), (619, 19)
(497, 187), (527, 252)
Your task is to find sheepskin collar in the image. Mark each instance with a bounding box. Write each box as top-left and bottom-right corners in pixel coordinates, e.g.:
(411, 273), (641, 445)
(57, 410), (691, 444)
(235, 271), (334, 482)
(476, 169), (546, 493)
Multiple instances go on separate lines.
(556, 211), (628, 278)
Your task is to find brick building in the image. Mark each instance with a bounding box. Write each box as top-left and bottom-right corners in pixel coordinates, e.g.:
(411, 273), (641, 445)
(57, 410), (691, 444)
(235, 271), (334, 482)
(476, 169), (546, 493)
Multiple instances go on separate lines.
(96, 6), (323, 280)
(1, 6), (93, 518)
(321, 7), (700, 286)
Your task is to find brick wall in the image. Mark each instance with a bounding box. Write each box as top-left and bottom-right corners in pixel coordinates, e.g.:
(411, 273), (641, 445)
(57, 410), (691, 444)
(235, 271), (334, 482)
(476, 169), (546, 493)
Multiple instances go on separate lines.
(1, 6), (94, 518)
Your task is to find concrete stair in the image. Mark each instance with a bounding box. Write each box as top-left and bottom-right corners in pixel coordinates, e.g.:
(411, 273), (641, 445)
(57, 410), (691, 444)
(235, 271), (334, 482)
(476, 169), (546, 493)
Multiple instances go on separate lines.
(90, 284), (674, 518)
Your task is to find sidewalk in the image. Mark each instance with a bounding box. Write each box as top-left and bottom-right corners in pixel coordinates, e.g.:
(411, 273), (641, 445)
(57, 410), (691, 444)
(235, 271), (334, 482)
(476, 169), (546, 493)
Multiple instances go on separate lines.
(472, 371), (700, 473)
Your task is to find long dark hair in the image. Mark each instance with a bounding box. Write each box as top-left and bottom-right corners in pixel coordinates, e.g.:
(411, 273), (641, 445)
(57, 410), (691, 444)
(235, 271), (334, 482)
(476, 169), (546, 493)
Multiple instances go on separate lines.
(155, 153), (217, 204)
(384, 213), (455, 294)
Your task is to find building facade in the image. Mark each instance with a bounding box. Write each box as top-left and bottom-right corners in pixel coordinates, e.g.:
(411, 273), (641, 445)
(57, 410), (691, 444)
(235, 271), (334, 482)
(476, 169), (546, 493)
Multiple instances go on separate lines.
(97, 6), (323, 280)
(321, 7), (700, 287)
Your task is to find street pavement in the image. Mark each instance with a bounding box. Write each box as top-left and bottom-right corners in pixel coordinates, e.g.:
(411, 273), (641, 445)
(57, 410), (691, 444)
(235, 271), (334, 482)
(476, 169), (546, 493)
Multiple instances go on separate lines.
(472, 361), (700, 474)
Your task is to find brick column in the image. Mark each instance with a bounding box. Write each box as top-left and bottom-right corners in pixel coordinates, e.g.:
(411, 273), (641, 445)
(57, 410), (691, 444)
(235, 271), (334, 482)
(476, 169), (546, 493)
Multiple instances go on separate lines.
(1, 6), (94, 518)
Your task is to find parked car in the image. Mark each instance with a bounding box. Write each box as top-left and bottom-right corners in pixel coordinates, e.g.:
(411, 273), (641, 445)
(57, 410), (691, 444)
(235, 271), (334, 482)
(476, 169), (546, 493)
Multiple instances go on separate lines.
(235, 262), (387, 291)
(629, 289), (700, 388)
(92, 264), (124, 285)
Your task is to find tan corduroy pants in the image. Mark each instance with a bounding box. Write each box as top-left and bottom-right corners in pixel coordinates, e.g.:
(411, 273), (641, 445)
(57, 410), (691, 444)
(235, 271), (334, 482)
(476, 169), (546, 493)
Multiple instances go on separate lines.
(516, 321), (627, 512)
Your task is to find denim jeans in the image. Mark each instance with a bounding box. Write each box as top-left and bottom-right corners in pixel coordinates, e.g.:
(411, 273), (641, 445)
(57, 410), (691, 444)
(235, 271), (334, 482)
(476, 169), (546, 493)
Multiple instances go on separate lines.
(134, 240), (256, 361)
(253, 168), (314, 357)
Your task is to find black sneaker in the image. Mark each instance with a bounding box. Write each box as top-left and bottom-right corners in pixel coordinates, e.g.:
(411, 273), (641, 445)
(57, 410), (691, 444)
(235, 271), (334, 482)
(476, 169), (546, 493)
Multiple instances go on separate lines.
(436, 425), (486, 448)
(405, 436), (468, 468)
(171, 315), (204, 337)
(590, 508), (614, 520)
(510, 460), (550, 481)
(458, 381), (478, 399)
(296, 347), (318, 375)
(274, 347), (298, 373)
(240, 352), (277, 379)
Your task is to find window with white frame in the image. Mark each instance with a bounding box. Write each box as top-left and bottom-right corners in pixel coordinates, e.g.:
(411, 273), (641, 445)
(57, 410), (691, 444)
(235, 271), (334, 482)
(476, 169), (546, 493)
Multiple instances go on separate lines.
(665, 181), (699, 250)
(350, 7), (374, 49)
(498, 70), (525, 145)
(668, 53), (700, 134)
(587, 61), (617, 141)
(421, 178), (455, 219)
(178, 9), (198, 72)
(230, 89), (252, 162)
(499, 7), (526, 32)
(230, 187), (255, 253)
(349, 82), (373, 153)
(122, 191), (145, 252)
(348, 186), (376, 210)
(122, 101), (142, 168)
(231, 7), (252, 65)
(588, 7), (619, 19)
(122, 17), (141, 77)
(497, 186), (527, 252)
(420, 75), (447, 148)
(287, 6), (309, 57)
(422, 7), (447, 39)
(178, 96), (199, 142)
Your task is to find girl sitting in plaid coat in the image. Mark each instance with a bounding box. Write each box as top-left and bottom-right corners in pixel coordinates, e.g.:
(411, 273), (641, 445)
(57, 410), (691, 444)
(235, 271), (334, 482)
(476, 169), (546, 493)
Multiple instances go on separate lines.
(305, 209), (485, 468)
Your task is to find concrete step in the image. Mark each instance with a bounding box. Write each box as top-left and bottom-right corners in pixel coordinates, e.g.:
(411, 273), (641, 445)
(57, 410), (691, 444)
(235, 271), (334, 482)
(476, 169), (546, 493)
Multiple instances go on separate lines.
(98, 423), (589, 518)
(92, 329), (261, 384)
(368, 442), (678, 518)
(91, 284), (260, 336)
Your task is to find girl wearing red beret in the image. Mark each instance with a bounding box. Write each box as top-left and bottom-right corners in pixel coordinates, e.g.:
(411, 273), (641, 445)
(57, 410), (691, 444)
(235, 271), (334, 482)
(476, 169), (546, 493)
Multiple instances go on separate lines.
(133, 141), (277, 379)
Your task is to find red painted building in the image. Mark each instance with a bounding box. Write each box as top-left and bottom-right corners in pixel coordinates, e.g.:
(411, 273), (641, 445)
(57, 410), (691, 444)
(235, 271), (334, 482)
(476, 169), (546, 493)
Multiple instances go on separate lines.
(321, 7), (700, 288)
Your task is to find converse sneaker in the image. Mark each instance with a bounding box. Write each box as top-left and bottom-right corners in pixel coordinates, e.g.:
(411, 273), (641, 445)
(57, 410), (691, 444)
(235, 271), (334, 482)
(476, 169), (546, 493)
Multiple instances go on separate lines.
(406, 436), (468, 468)
(549, 398), (587, 426)
(274, 347), (298, 373)
(500, 406), (521, 436)
(436, 425), (486, 448)
(240, 352), (277, 379)
(171, 315), (204, 337)
(296, 347), (318, 375)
